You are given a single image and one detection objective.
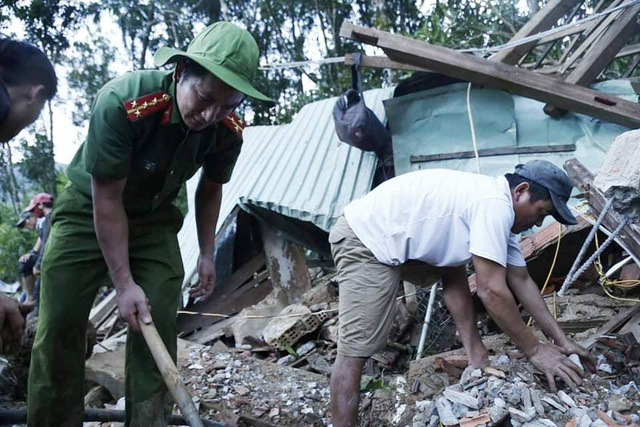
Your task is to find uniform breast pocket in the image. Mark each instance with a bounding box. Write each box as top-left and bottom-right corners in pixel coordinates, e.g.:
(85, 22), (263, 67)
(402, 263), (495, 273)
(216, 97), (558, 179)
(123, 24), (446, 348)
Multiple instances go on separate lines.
(129, 160), (164, 194)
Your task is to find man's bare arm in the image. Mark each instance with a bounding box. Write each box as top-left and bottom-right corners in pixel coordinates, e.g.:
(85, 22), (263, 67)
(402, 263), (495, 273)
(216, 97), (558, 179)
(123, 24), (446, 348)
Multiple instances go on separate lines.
(506, 265), (595, 371)
(91, 176), (150, 331)
(473, 256), (539, 356)
(440, 266), (488, 367)
(474, 256), (585, 390)
(506, 265), (568, 343)
(191, 174), (223, 299)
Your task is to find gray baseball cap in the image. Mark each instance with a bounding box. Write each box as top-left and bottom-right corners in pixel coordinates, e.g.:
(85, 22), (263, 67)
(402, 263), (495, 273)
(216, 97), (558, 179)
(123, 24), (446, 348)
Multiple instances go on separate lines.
(515, 160), (577, 225)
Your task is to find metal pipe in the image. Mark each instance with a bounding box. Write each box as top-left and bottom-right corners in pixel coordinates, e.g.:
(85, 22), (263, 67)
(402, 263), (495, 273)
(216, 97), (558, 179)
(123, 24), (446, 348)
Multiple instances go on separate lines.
(559, 216), (629, 296)
(416, 283), (439, 360)
(0, 409), (222, 426)
(559, 198), (614, 294)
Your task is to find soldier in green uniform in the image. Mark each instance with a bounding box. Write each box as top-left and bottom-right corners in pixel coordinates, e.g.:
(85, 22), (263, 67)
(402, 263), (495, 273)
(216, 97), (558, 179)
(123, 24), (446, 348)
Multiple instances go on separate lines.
(27, 22), (273, 426)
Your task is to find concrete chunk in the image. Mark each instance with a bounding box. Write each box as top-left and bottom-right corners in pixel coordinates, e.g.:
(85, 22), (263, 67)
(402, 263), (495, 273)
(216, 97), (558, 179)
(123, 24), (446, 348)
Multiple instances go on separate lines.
(593, 129), (640, 221)
(531, 390), (545, 417)
(435, 397), (459, 426)
(508, 407), (536, 423)
(443, 388), (479, 409)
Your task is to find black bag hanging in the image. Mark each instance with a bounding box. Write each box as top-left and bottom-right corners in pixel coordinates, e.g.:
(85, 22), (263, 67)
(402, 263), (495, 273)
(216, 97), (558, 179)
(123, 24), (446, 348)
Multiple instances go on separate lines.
(332, 53), (391, 156)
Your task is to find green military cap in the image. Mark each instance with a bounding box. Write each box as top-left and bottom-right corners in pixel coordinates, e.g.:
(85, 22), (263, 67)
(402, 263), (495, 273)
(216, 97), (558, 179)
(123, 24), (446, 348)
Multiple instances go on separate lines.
(154, 22), (274, 105)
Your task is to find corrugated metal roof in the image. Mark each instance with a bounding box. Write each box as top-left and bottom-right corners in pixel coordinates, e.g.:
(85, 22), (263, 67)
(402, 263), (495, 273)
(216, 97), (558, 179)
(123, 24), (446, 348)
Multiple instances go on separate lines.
(178, 87), (395, 288)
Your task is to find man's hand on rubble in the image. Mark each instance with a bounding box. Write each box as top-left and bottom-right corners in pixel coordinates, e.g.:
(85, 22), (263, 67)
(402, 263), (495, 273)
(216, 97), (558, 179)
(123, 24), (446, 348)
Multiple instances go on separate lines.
(554, 338), (596, 374)
(191, 255), (216, 300)
(528, 342), (585, 392)
(115, 280), (152, 332)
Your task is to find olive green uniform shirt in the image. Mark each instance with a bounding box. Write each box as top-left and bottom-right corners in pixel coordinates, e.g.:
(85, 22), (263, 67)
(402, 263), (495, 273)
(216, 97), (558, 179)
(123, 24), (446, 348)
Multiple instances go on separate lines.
(66, 70), (242, 216)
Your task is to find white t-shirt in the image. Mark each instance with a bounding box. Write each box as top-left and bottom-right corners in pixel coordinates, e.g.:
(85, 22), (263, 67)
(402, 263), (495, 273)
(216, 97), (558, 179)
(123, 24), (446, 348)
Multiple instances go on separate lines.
(343, 169), (526, 268)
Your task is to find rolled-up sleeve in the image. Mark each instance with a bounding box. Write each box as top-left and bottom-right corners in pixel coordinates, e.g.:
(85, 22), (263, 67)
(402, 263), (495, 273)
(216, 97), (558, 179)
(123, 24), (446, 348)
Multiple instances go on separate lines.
(84, 88), (135, 180)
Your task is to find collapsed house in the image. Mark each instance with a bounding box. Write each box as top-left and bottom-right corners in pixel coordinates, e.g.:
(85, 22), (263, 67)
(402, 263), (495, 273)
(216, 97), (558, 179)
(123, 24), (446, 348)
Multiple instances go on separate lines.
(12, 1), (639, 426)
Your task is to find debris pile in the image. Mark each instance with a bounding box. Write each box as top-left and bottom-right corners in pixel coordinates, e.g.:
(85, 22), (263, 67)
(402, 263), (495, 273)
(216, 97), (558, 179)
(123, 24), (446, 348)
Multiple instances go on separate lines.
(411, 346), (640, 427)
(180, 344), (331, 426)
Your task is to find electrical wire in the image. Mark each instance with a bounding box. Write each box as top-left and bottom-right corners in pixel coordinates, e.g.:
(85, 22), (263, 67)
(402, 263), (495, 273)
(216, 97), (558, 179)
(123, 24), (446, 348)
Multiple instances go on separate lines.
(177, 291), (420, 320)
(466, 83), (481, 174)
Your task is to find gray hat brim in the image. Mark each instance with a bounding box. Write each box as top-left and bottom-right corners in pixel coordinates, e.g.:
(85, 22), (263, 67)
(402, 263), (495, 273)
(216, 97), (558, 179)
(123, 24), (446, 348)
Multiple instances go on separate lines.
(550, 191), (578, 225)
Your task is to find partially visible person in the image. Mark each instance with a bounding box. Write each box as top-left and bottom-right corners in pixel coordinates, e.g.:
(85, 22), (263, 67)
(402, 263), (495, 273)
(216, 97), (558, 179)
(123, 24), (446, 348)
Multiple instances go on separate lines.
(25, 193), (54, 278)
(0, 38), (57, 144)
(16, 210), (40, 304)
(0, 38), (55, 353)
(329, 160), (595, 426)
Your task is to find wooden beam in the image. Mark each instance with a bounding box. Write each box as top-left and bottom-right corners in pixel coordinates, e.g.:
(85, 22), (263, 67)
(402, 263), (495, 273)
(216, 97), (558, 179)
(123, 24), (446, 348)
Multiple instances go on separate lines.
(556, 0), (624, 66)
(535, 20), (591, 45)
(344, 53), (428, 72)
(578, 304), (640, 349)
(545, 2), (640, 116)
(490, 0), (582, 64)
(339, 22), (640, 128)
(564, 158), (640, 264)
(177, 252), (266, 334)
(560, 2), (627, 74)
(528, 43), (640, 74)
(410, 144), (575, 163)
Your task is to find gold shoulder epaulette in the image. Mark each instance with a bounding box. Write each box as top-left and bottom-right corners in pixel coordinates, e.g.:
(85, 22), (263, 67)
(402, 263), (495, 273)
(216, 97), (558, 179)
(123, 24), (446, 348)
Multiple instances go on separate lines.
(222, 112), (245, 137)
(123, 91), (171, 122)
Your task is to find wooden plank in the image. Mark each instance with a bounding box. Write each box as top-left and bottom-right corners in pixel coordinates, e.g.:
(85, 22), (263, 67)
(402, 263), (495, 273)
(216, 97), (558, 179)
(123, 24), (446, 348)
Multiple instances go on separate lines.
(89, 290), (117, 326)
(545, 2), (640, 116)
(410, 144), (575, 164)
(177, 252), (266, 333)
(564, 158), (640, 263)
(578, 303), (640, 349)
(489, 0), (582, 64)
(339, 22), (640, 128)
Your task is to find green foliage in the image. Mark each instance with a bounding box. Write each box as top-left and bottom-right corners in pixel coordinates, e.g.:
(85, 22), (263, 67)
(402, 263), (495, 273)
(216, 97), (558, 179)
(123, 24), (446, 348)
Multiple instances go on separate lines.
(416, 0), (525, 50)
(102, 0), (222, 69)
(18, 133), (58, 196)
(0, 204), (34, 283)
(66, 36), (117, 126)
(1, 0), (88, 62)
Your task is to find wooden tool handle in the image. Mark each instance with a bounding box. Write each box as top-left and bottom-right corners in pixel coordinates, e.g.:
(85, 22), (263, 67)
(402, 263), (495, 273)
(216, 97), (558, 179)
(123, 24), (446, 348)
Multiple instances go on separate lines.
(139, 320), (204, 427)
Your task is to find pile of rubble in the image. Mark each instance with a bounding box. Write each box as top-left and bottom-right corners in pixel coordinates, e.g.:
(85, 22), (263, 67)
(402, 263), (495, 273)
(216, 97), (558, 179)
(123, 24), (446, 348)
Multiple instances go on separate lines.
(412, 353), (640, 427)
(180, 343), (331, 426)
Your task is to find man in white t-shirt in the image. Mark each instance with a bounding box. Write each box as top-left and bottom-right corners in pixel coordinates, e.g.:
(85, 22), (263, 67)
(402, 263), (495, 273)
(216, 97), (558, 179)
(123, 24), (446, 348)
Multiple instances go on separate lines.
(329, 160), (595, 427)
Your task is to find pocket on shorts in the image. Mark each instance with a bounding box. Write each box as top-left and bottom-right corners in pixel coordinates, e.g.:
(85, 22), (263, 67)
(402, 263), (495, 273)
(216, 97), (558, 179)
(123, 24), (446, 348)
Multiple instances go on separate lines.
(328, 228), (346, 245)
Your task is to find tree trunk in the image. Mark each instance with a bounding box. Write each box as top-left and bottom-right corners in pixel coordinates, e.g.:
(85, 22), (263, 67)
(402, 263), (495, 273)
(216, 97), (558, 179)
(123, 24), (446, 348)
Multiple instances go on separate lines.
(1, 145), (21, 215)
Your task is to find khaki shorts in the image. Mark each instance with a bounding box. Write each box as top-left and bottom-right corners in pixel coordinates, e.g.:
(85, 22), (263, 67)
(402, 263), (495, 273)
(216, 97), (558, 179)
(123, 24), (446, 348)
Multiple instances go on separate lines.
(329, 216), (440, 358)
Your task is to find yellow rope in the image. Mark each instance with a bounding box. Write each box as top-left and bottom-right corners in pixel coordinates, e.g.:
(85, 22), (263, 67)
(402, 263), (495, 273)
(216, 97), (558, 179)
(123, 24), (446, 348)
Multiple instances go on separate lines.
(528, 222), (563, 327)
(593, 231), (640, 303)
